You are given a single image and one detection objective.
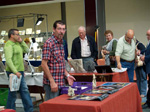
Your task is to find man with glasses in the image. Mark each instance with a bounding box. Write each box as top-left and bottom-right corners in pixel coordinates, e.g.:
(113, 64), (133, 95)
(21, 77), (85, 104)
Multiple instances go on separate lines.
(41, 20), (75, 101)
(138, 29), (150, 109)
(115, 29), (136, 82)
(4, 29), (33, 112)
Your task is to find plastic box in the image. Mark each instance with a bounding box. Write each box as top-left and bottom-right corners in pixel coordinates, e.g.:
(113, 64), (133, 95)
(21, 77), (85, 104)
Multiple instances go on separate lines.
(61, 82), (92, 95)
(0, 88), (8, 106)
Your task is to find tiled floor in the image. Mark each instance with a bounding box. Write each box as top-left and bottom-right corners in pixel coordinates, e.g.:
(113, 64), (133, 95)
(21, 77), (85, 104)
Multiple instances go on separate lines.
(142, 97), (150, 112)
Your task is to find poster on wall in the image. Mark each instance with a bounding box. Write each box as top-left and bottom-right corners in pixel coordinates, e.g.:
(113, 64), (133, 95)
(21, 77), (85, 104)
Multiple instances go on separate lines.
(26, 28), (32, 35)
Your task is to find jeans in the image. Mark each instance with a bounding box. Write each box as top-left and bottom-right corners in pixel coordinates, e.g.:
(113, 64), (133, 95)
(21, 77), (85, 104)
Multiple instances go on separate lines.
(135, 67), (147, 96)
(6, 71), (33, 112)
(44, 84), (60, 101)
(146, 73), (150, 106)
(121, 61), (134, 82)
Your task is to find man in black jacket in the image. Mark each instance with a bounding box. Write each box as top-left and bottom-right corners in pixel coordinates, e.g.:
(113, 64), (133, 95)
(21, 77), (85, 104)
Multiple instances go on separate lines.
(71, 26), (98, 69)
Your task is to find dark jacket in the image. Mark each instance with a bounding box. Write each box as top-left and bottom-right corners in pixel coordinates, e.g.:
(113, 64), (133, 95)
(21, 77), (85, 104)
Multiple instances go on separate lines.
(141, 42), (150, 74)
(71, 35), (98, 60)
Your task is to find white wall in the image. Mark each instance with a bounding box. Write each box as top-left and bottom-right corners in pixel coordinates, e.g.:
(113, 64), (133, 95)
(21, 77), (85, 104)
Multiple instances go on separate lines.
(0, 0), (85, 55)
(105, 0), (150, 45)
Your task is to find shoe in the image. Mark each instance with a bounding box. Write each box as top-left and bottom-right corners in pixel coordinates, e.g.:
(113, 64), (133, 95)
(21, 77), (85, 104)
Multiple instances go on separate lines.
(142, 103), (150, 109)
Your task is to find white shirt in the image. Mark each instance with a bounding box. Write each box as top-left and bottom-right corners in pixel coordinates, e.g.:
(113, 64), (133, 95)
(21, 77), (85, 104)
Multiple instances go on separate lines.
(80, 36), (91, 57)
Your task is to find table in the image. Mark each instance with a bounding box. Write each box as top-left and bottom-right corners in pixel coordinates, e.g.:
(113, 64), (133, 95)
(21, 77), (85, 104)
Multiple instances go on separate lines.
(39, 82), (142, 112)
(70, 71), (129, 82)
(0, 72), (44, 102)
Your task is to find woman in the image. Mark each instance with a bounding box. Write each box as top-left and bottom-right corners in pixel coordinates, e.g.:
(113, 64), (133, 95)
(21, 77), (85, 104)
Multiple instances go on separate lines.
(102, 30), (118, 67)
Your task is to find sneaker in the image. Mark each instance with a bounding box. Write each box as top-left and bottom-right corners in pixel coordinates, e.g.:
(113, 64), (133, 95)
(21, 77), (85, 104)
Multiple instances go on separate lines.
(142, 103), (150, 109)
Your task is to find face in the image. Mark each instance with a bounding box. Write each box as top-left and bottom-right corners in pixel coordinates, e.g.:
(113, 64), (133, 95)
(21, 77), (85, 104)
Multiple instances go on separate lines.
(125, 33), (134, 43)
(12, 31), (21, 42)
(105, 33), (113, 42)
(78, 28), (86, 40)
(146, 30), (150, 41)
(53, 23), (66, 40)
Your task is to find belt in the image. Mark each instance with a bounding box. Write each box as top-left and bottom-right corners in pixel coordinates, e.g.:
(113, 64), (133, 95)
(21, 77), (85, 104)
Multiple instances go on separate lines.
(120, 58), (135, 63)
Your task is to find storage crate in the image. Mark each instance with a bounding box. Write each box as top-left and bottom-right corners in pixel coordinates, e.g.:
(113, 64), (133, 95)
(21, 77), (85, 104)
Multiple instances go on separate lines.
(61, 82), (92, 95)
(0, 88), (9, 106)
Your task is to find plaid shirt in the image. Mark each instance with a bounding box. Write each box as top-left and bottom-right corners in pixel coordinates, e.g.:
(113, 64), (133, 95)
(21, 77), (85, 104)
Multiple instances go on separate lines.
(42, 35), (65, 88)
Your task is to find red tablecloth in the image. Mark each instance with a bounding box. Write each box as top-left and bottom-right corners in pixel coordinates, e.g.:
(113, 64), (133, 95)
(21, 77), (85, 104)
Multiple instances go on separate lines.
(70, 71), (129, 82)
(40, 82), (142, 112)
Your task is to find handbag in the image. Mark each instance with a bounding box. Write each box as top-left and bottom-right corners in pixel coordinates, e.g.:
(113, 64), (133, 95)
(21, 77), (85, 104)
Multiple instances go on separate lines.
(136, 56), (143, 67)
(109, 56), (116, 65)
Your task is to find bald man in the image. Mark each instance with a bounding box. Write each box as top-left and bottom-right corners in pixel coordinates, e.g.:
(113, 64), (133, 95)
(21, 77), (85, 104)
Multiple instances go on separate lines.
(115, 29), (136, 82)
(71, 26), (98, 69)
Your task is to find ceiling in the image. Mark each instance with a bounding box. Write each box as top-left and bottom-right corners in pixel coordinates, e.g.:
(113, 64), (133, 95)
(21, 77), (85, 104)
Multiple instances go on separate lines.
(0, 0), (78, 7)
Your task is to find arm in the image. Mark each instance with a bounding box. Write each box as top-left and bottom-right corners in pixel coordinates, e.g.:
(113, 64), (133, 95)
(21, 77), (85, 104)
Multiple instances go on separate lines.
(4, 45), (21, 78)
(71, 40), (77, 59)
(20, 41), (29, 53)
(41, 59), (58, 92)
(65, 70), (76, 86)
(116, 56), (122, 69)
(109, 40), (117, 56)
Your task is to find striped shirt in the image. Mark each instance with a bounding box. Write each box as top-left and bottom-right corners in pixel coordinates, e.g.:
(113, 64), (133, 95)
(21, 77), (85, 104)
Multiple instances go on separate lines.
(42, 35), (65, 88)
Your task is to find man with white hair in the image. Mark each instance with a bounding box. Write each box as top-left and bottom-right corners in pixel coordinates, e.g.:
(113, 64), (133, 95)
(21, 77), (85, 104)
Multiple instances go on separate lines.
(71, 26), (98, 69)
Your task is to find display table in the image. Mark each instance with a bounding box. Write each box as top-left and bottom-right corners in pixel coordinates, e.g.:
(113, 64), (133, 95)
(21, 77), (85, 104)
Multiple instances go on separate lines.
(40, 82), (142, 112)
(0, 72), (44, 102)
(69, 71), (129, 82)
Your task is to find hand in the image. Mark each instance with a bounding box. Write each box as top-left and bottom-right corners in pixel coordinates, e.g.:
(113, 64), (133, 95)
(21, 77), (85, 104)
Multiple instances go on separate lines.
(18, 37), (22, 43)
(140, 55), (145, 61)
(15, 72), (21, 78)
(103, 50), (108, 55)
(117, 63), (122, 69)
(50, 81), (58, 92)
(136, 50), (141, 55)
(67, 75), (76, 86)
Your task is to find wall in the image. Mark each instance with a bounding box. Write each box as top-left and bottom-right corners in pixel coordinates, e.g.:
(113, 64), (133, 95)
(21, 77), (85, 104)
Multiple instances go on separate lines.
(0, 0), (85, 55)
(105, 0), (150, 45)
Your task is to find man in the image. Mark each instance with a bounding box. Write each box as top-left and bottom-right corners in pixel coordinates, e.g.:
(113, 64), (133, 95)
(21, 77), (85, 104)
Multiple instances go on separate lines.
(138, 29), (150, 109)
(71, 26), (98, 68)
(115, 29), (136, 82)
(4, 29), (33, 112)
(41, 20), (75, 101)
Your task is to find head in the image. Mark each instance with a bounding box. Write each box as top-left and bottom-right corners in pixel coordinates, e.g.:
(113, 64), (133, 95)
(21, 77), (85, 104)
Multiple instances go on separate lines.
(146, 29), (150, 41)
(125, 29), (134, 43)
(24, 38), (30, 44)
(104, 30), (113, 42)
(78, 26), (86, 40)
(53, 20), (66, 40)
(8, 29), (21, 42)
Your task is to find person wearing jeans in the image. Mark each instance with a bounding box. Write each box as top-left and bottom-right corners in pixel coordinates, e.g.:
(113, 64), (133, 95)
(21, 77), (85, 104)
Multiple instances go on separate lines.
(6, 71), (33, 112)
(4, 29), (33, 112)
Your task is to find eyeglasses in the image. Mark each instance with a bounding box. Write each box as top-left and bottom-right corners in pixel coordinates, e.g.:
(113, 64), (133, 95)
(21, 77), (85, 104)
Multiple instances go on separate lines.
(146, 34), (150, 36)
(13, 34), (20, 36)
(56, 28), (66, 31)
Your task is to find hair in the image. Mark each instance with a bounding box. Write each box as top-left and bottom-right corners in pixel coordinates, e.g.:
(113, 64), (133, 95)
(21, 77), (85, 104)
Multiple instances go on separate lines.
(78, 26), (86, 32)
(8, 29), (19, 39)
(53, 20), (65, 29)
(104, 30), (113, 36)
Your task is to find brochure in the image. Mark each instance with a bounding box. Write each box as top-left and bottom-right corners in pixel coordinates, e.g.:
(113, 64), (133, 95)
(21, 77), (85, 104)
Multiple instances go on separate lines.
(68, 94), (109, 101)
(9, 74), (22, 92)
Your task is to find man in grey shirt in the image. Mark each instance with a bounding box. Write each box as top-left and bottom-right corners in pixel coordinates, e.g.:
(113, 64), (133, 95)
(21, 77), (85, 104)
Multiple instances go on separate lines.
(115, 29), (136, 82)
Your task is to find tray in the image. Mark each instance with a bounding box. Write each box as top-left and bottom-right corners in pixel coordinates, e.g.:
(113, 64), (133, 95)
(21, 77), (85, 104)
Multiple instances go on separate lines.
(61, 82), (92, 95)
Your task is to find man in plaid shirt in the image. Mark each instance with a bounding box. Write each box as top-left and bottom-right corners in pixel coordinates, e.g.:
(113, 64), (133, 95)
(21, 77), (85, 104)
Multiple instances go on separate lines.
(41, 20), (75, 100)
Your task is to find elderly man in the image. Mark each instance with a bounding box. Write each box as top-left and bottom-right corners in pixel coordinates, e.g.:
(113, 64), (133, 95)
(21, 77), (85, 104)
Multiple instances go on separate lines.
(115, 29), (136, 82)
(138, 29), (150, 109)
(71, 26), (98, 68)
